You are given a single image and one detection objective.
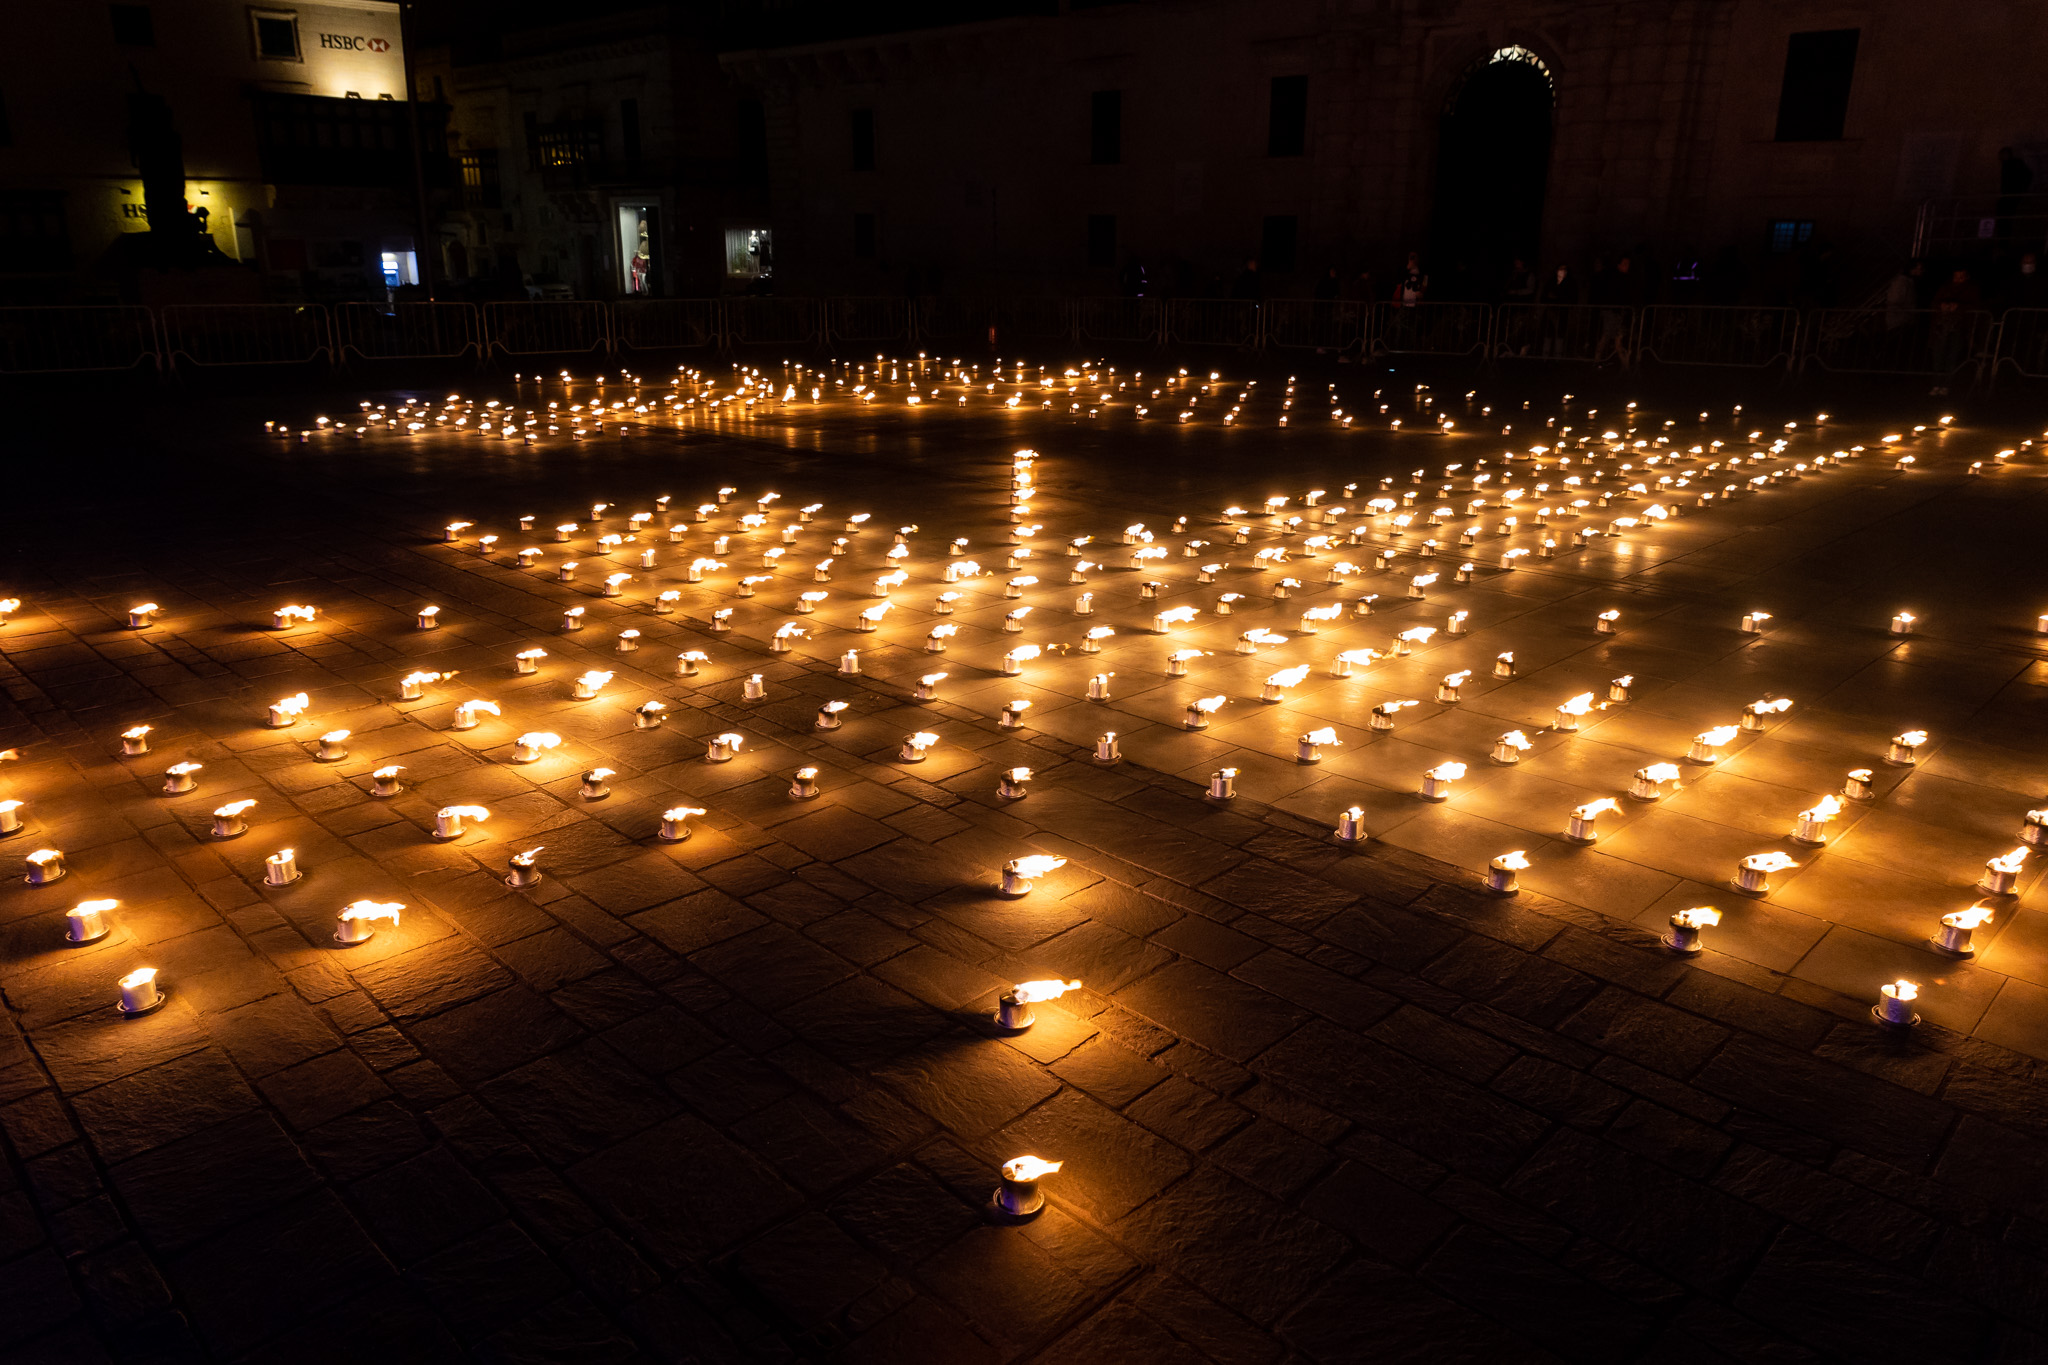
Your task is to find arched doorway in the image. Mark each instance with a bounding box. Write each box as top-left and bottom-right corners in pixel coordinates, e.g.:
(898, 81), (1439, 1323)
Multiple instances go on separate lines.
(1429, 45), (1555, 295)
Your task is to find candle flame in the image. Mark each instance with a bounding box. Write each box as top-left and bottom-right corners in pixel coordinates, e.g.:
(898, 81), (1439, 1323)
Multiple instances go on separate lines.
(1003, 1156), (1062, 1181)
(1494, 850), (1531, 870)
(1988, 848), (2029, 874)
(576, 670), (613, 687)
(1008, 645), (1043, 662)
(26, 849), (62, 866)
(1672, 906), (1721, 929)
(272, 693), (310, 715)
(440, 805), (491, 821)
(1498, 731), (1532, 751)
(1946, 905), (1996, 930)
(1005, 767), (1033, 782)
(1885, 979), (1919, 1002)
(1011, 978), (1081, 1002)
(1801, 795), (1843, 821)
(213, 800), (256, 817)
(1695, 726), (1739, 746)
(1008, 855), (1067, 878)
(340, 900), (403, 926)
(1742, 852), (1798, 872)
(1266, 665), (1311, 688)
(1086, 626), (1116, 640)
(714, 732), (745, 748)
(1158, 606), (1198, 624)
(514, 733), (560, 750)
(1303, 727), (1339, 744)
(167, 761), (203, 775)
(516, 648), (547, 660)
(1428, 762), (1468, 781)
(400, 671), (446, 687)
(1557, 692), (1595, 716)
(118, 967), (157, 990)
(1893, 730), (1927, 746)
(1572, 799), (1620, 819)
(1750, 697), (1794, 714)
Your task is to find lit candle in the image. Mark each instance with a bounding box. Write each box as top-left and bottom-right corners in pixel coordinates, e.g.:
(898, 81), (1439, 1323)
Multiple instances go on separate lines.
(706, 732), (744, 762)
(1885, 730), (1927, 766)
(1000, 855), (1068, 897)
(210, 800), (255, 839)
(572, 670), (613, 699)
(266, 692), (310, 728)
(335, 900), (401, 947)
(117, 966), (162, 1014)
(993, 1156), (1061, 1219)
(371, 765), (404, 796)
(67, 898), (116, 942)
(580, 769), (614, 800)
(1419, 762), (1466, 801)
(1734, 851), (1797, 895)
(993, 975), (1079, 1029)
(264, 849), (299, 886)
(789, 766), (821, 799)
(509, 732), (560, 764)
(659, 806), (706, 841)
(1980, 848), (2028, 896)
(1874, 979), (1919, 1028)
(1208, 767), (1238, 800)
(1485, 851), (1529, 894)
(506, 848), (544, 888)
(433, 805), (491, 839)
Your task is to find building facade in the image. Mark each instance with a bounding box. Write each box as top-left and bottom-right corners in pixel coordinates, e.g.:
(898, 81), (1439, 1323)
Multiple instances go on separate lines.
(421, 7), (771, 301)
(719, 0), (2048, 302)
(0, 0), (436, 303)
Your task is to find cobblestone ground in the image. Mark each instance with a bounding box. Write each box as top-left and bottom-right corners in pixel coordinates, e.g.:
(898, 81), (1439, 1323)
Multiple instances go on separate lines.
(2, 365), (2047, 1363)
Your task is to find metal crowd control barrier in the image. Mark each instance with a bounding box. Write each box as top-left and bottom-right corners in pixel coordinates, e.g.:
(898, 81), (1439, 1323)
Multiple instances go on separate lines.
(730, 297), (822, 345)
(1263, 299), (1365, 352)
(1372, 302), (1491, 356)
(829, 297), (911, 342)
(484, 300), (609, 357)
(913, 297), (984, 342)
(1490, 302), (1626, 362)
(0, 306), (159, 374)
(161, 304), (330, 368)
(1639, 306), (1797, 368)
(1076, 297), (1160, 343)
(1167, 298), (1259, 346)
(993, 298), (1073, 344)
(337, 302), (482, 362)
(1802, 307), (1996, 379)
(614, 299), (723, 351)
(1993, 308), (2048, 377)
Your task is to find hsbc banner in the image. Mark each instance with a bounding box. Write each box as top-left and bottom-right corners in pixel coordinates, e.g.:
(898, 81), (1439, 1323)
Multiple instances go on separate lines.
(318, 33), (392, 52)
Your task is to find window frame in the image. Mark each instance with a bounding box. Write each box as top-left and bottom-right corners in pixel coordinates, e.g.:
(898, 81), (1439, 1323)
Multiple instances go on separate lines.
(250, 8), (303, 63)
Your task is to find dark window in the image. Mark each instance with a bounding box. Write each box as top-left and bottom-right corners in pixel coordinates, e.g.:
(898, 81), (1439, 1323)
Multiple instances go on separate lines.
(253, 14), (298, 60)
(1268, 74), (1308, 156)
(1261, 214), (1298, 273)
(735, 98), (767, 179)
(110, 4), (154, 46)
(1768, 219), (1815, 253)
(1090, 90), (1121, 165)
(1774, 29), (1858, 142)
(853, 212), (877, 258)
(1086, 213), (1116, 268)
(851, 108), (875, 171)
(620, 98), (640, 161)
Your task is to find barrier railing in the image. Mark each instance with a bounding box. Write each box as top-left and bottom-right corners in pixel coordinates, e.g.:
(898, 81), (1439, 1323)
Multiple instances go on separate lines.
(21, 297), (2048, 390)
(1491, 303), (1623, 362)
(1168, 298), (1259, 347)
(1802, 307), (1996, 378)
(0, 306), (159, 374)
(1637, 306), (1796, 368)
(337, 302), (482, 362)
(730, 297), (822, 345)
(1263, 298), (1366, 352)
(829, 297), (911, 343)
(484, 300), (609, 357)
(1372, 302), (1490, 356)
(993, 298), (1073, 343)
(614, 299), (723, 351)
(1993, 308), (2048, 378)
(1076, 297), (1160, 343)
(161, 304), (330, 367)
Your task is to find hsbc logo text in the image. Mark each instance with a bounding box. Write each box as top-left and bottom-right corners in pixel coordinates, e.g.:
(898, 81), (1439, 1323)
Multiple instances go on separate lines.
(319, 34), (390, 52)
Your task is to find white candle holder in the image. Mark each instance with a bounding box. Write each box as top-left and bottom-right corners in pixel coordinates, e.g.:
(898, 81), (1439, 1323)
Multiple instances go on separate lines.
(2022, 810), (2048, 848)
(1663, 907), (1719, 955)
(517, 548), (541, 567)
(432, 806), (488, 840)
(128, 604), (158, 629)
(371, 766), (405, 795)
(1492, 655), (1515, 679)
(1733, 853), (1795, 895)
(1491, 735), (1529, 765)
(1093, 733), (1120, 763)
(1873, 980), (1920, 1029)
(1207, 768), (1237, 800)
(1931, 905), (1994, 957)
(1296, 732), (1328, 763)
(789, 768), (821, 800)
(120, 726), (152, 756)
(116, 967), (165, 1016)
(66, 899), (114, 943)
(210, 802), (253, 839)
(26, 848), (67, 885)
(659, 806), (704, 841)
(838, 651), (862, 676)
(706, 734), (743, 763)
(992, 1157), (1060, 1220)
(0, 800), (21, 837)
(263, 849), (299, 886)
(1890, 612), (1915, 636)
(1843, 768), (1875, 800)
(1980, 851), (2026, 896)
(1419, 765), (1463, 801)
(1885, 734), (1925, 766)
(997, 768), (1032, 800)
(709, 610), (733, 633)
(1334, 808), (1367, 844)
(163, 763), (201, 795)
(416, 606), (441, 630)
(558, 563), (578, 583)
(1086, 673), (1112, 701)
(334, 900), (401, 947)
(1484, 854), (1523, 895)
(505, 849), (544, 888)
(579, 768), (612, 800)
